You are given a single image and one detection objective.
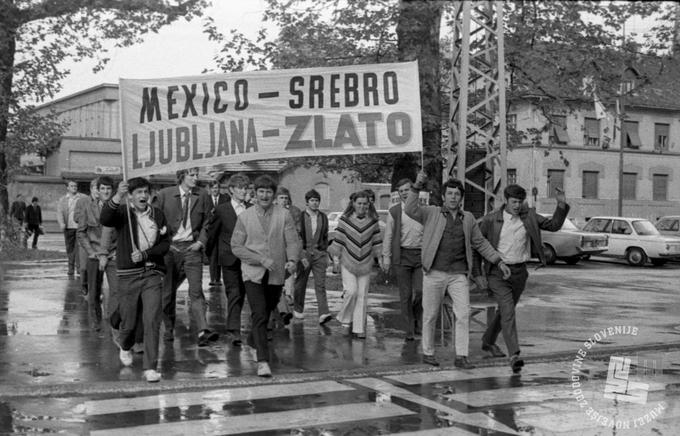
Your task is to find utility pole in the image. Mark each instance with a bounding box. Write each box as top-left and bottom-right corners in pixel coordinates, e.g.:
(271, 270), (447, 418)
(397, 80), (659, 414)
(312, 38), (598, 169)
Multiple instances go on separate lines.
(449, 1), (507, 215)
(617, 22), (626, 217)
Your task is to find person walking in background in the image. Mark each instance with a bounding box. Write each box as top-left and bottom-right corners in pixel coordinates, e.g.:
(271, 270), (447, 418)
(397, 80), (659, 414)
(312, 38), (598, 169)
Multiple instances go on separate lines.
(231, 175), (301, 377)
(293, 189), (332, 325)
(473, 184), (569, 373)
(57, 180), (85, 277)
(382, 178), (423, 341)
(10, 194), (27, 248)
(205, 173), (251, 346)
(328, 191), (383, 339)
(273, 186), (301, 326)
(101, 177), (170, 383)
(24, 197), (42, 249)
(207, 179), (229, 287)
(156, 168), (218, 347)
(405, 171), (511, 368)
(77, 177), (109, 330)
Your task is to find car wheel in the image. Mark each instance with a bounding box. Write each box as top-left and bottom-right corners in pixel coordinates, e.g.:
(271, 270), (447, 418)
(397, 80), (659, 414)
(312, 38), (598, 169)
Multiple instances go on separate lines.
(542, 244), (557, 265)
(564, 256), (580, 265)
(651, 258), (667, 267)
(626, 248), (646, 266)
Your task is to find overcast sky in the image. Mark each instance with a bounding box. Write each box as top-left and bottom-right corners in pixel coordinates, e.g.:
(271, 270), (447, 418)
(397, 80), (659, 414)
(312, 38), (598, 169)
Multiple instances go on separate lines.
(53, 0), (273, 100)
(52, 1), (659, 103)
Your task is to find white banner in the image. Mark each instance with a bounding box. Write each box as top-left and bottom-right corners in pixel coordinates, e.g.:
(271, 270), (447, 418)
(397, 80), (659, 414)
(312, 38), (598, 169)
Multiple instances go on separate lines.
(119, 61), (422, 178)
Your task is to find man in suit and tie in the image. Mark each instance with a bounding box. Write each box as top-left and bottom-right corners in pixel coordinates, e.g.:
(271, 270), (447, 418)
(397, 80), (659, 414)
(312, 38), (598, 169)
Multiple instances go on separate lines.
(208, 179), (229, 286)
(206, 173), (250, 346)
(156, 167), (218, 346)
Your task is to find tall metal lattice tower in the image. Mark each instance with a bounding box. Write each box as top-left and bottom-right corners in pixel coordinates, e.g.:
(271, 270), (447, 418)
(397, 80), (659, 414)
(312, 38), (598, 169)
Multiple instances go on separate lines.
(448, 1), (507, 216)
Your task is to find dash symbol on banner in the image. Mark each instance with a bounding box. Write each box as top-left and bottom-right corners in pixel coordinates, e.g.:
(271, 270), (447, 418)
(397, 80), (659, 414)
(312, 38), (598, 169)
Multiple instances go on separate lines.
(258, 91), (279, 99)
(263, 129), (280, 137)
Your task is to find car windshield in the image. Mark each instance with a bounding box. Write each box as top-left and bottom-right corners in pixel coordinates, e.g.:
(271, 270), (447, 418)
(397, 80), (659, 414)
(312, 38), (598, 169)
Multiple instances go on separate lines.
(656, 219), (678, 231)
(541, 215), (579, 231)
(632, 220), (660, 236)
(561, 219), (579, 231)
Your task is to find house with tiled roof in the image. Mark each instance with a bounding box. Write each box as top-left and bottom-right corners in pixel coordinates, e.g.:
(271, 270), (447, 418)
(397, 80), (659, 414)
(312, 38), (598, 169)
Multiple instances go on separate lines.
(506, 56), (680, 224)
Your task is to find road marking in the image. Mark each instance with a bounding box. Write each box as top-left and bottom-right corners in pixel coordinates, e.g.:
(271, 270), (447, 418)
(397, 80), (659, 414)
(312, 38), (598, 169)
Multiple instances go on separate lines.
(84, 380), (354, 415)
(90, 402), (415, 436)
(385, 363), (570, 385)
(349, 377), (519, 435)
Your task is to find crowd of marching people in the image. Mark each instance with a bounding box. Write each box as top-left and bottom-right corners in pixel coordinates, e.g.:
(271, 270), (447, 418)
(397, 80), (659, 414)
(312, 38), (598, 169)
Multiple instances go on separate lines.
(53, 167), (568, 382)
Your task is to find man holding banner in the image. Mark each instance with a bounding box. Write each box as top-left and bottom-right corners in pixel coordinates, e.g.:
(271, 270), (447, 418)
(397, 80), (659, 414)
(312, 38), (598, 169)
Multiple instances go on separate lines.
(156, 168), (218, 347)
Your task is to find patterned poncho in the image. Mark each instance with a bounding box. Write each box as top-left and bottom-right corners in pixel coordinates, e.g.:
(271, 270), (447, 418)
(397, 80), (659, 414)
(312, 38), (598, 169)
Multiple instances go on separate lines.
(328, 213), (382, 276)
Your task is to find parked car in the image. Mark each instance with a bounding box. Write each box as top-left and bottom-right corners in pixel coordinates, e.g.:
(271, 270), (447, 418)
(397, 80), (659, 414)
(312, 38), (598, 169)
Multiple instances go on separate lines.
(582, 216), (680, 266)
(328, 210), (388, 241)
(655, 216), (680, 237)
(539, 214), (608, 265)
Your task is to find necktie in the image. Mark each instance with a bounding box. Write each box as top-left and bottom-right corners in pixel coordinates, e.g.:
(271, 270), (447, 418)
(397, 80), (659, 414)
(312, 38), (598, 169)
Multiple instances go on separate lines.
(182, 193), (190, 228)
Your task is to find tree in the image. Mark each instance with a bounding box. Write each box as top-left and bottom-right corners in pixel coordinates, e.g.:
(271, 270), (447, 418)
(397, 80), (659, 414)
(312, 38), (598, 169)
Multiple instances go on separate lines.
(0, 0), (209, 213)
(204, 0), (440, 192)
(207, 0), (676, 193)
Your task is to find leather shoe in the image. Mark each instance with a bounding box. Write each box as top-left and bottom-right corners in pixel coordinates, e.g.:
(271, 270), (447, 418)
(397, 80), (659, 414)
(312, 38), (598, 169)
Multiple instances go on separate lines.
(510, 354), (524, 373)
(482, 342), (506, 357)
(454, 356), (476, 369)
(422, 354), (440, 366)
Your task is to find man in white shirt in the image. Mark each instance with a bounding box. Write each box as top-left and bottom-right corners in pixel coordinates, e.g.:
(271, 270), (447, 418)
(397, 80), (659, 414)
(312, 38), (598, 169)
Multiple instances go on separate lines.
(473, 184), (569, 373)
(57, 180), (85, 277)
(382, 178), (424, 341)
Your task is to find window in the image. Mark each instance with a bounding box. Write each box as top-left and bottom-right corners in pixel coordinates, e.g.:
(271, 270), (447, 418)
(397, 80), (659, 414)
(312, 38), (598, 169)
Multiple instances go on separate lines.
(654, 123), (669, 152)
(549, 115), (569, 144)
(623, 121), (642, 149)
(620, 80), (635, 94)
(547, 169), (565, 198)
(652, 174), (668, 201)
(622, 172), (637, 200)
(583, 218), (611, 233)
(507, 169), (517, 185)
(582, 171), (599, 199)
(656, 218), (679, 232)
(507, 114), (517, 131)
(612, 220), (632, 235)
(583, 118), (600, 147)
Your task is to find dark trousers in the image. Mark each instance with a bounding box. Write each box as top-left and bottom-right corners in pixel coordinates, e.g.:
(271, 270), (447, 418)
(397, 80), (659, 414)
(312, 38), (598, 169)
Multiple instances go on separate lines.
(245, 272), (282, 363)
(482, 263), (529, 356)
(162, 244), (208, 336)
(394, 248), (423, 337)
(221, 263), (246, 333)
(86, 258), (104, 326)
(26, 224), (40, 248)
(209, 249), (221, 283)
(63, 229), (78, 274)
(118, 270), (163, 370)
(293, 251), (329, 316)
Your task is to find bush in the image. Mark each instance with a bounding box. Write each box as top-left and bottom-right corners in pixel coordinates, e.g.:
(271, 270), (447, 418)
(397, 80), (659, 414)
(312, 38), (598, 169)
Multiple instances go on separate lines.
(0, 216), (63, 262)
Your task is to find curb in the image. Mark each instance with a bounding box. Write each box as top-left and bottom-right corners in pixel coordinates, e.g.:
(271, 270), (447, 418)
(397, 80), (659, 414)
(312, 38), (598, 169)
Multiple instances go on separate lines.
(2, 342), (679, 399)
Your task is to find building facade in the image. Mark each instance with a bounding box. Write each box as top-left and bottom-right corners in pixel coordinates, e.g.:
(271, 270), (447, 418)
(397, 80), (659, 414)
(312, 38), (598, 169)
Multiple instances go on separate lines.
(507, 95), (680, 226)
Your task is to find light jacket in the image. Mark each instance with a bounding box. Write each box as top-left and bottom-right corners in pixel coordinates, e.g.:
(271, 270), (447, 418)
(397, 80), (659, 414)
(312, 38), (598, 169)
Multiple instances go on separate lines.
(404, 188), (502, 276)
(231, 205), (301, 285)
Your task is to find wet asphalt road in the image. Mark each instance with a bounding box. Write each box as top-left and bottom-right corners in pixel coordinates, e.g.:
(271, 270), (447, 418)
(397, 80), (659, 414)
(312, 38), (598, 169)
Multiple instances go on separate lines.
(0, 233), (679, 434)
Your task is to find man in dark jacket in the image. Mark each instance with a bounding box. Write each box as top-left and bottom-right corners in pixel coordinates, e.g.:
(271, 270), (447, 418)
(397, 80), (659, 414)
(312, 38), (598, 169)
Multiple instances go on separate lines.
(206, 173), (250, 346)
(24, 197), (42, 249)
(473, 184), (569, 373)
(100, 177), (170, 383)
(156, 167), (217, 346)
(292, 189), (332, 325)
(207, 179), (230, 286)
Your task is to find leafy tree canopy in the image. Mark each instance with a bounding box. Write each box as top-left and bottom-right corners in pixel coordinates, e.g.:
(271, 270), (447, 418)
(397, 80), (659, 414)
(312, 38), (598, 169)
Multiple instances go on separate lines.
(0, 0), (209, 212)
